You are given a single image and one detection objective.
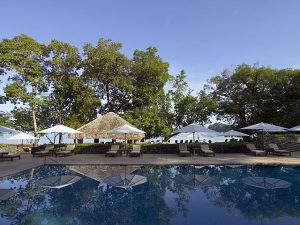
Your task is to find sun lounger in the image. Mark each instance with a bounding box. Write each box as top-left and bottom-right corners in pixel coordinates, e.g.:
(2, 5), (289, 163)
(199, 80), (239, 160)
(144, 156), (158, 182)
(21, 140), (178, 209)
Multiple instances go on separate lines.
(268, 143), (291, 156)
(0, 152), (21, 161)
(55, 145), (75, 157)
(129, 145), (141, 157)
(178, 144), (191, 157)
(33, 144), (54, 157)
(246, 144), (266, 156)
(105, 145), (120, 157)
(199, 144), (215, 157)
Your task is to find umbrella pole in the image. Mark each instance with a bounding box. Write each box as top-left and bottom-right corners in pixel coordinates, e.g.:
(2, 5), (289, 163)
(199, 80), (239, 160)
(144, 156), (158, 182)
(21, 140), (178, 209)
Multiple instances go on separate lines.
(262, 130), (264, 150)
(193, 132), (195, 147)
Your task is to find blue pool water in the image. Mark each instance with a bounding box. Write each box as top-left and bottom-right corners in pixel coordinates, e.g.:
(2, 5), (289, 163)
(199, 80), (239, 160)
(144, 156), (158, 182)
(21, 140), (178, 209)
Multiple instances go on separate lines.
(0, 165), (300, 225)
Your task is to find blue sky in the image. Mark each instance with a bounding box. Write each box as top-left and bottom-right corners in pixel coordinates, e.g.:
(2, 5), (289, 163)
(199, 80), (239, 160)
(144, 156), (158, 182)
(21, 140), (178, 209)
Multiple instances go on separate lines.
(1, 0), (300, 112)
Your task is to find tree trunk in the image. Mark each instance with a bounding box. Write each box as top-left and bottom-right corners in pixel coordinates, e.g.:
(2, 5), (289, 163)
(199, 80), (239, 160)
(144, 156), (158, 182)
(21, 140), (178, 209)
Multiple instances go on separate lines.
(106, 83), (111, 112)
(32, 104), (39, 146)
(58, 114), (63, 144)
(32, 86), (39, 146)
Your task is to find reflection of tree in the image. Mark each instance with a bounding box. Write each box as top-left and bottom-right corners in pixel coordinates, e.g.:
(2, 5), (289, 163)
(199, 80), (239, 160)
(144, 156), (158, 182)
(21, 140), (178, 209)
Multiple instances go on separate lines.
(198, 165), (300, 221)
(0, 165), (186, 225)
(2, 165), (299, 224)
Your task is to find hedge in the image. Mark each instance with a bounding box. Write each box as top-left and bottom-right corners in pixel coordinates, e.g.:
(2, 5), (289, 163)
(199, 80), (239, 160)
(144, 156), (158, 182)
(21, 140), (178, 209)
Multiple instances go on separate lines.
(73, 142), (250, 154)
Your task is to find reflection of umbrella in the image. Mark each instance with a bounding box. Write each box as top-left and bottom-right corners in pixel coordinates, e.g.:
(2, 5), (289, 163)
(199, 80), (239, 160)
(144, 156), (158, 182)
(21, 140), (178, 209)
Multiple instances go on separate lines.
(8, 132), (38, 144)
(241, 122), (286, 146)
(0, 125), (18, 133)
(39, 124), (82, 144)
(220, 130), (249, 137)
(68, 165), (140, 182)
(36, 175), (81, 189)
(103, 165), (147, 189)
(289, 125), (300, 131)
(104, 174), (147, 189)
(242, 177), (292, 189)
(174, 174), (217, 187)
(0, 189), (17, 200)
(106, 124), (145, 148)
(173, 123), (215, 143)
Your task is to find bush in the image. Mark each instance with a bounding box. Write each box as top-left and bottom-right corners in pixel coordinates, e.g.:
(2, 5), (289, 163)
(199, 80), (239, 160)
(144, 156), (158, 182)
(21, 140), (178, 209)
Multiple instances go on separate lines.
(73, 142), (249, 154)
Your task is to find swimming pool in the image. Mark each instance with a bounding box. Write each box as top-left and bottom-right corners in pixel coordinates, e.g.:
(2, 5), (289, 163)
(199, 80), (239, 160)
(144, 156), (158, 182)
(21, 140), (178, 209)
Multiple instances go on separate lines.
(0, 165), (300, 225)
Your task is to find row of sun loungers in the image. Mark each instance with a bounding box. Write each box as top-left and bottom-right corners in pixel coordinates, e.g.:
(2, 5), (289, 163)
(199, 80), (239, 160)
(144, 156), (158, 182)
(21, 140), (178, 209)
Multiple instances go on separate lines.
(0, 146), (21, 161)
(105, 145), (142, 157)
(0, 152), (21, 161)
(33, 144), (76, 157)
(105, 144), (215, 157)
(31, 143), (293, 158)
(246, 143), (292, 156)
(179, 144), (215, 157)
(1, 143), (294, 162)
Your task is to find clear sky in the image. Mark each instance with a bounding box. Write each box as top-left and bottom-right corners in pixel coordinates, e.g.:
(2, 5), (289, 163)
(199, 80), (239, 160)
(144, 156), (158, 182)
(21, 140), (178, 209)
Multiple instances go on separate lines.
(1, 0), (300, 111)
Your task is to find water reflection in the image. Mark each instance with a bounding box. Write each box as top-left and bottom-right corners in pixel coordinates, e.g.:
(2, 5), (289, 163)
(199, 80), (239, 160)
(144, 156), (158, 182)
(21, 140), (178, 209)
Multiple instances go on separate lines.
(36, 175), (81, 189)
(0, 165), (299, 225)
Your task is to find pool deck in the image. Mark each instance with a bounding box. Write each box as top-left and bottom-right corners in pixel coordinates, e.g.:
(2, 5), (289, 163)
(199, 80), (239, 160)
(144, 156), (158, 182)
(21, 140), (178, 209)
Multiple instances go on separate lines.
(1, 152), (300, 178)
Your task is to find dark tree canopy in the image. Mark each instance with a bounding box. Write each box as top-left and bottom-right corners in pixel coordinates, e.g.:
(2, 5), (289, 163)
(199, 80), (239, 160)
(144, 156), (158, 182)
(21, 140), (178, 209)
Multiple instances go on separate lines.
(1, 35), (299, 139)
(208, 64), (300, 128)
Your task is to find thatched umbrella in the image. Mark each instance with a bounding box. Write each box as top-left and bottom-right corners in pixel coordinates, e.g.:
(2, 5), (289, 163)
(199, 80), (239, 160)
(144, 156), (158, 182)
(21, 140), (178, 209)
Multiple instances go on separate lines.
(69, 112), (145, 141)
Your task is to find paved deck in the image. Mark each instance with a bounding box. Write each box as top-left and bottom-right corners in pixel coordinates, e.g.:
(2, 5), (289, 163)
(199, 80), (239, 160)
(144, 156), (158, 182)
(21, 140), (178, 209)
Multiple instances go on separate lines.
(1, 152), (300, 178)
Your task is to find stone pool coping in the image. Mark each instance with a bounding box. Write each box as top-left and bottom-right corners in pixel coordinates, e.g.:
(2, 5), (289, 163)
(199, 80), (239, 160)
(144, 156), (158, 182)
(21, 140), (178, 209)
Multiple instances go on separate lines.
(0, 152), (300, 178)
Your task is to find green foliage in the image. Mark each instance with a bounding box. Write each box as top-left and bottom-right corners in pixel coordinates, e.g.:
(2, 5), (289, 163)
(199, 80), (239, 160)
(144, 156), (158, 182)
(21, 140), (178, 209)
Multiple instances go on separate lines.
(208, 122), (231, 132)
(170, 71), (217, 128)
(208, 64), (300, 128)
(124, 106), (172, 139)
(0, 111), (13, 127)
(47, 40), (99, 128)
(131, 47), (170, 109)
(0, 34), (48, 135)
(83, 38), (132, 114)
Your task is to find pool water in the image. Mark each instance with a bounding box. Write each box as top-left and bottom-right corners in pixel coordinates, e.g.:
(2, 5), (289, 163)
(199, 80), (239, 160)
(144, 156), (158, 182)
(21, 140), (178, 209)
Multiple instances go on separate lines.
(0, 165), (300, 225)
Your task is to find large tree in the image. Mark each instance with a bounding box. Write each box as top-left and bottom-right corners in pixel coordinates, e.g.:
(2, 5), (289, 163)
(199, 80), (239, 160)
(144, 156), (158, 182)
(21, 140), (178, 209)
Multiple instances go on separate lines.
(208, 64), (300, 128)
(130, 47), (170, 109)
(170, 70), (217, 128)
(124, 47), (171, 138)
(0, 34), (48, 140)
(47, 40), (99, 128)
(82, 38), (132, 114)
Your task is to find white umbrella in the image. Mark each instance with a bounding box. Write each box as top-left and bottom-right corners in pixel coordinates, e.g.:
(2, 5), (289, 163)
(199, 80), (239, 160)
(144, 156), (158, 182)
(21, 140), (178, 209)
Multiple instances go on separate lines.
(241, 122), (286, 146)
(8, 132), (38, 140)
(0, 125), (18, 133)
(39, 124), (82, 144)
(8, 132), (39, 145)
(106, 124), (145, 147)
(240, 122), (287, 132)
(106, 124), (145, 135)
(289, 125), (300, 131)
(220, 130), (249, 137)
(173, 123), (215, 143)
(39, 125), (82, 134)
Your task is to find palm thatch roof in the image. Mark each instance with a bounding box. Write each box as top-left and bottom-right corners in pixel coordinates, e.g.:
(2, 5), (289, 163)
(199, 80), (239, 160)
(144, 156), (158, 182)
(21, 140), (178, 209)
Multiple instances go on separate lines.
(69, 112), (145, 140)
